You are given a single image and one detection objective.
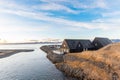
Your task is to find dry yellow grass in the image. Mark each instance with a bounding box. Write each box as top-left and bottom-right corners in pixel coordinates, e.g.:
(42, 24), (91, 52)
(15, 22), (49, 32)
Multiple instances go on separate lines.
(67, 43), (120, 65)
(56, 43), (120, 80)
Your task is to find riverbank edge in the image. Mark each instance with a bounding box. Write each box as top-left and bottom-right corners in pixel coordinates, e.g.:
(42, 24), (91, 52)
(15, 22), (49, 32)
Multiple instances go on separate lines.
(40, 44), (120, 80)
(40, 45), (64, 63)
(40, 45), (81, 79)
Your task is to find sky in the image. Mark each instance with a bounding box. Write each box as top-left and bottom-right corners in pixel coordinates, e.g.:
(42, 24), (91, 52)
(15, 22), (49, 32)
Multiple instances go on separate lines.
(0, 0), (120, 42)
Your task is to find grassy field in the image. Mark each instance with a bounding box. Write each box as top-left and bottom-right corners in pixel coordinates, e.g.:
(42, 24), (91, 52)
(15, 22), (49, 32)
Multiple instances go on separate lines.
(56, 43), (120, 80)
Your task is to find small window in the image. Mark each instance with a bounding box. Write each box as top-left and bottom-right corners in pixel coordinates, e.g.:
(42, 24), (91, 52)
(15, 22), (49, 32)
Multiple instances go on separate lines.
(63, 49), (66, 52)
(83, 48), (85, 51)
(66, 49), (69, 53)
(83, 48), (88, 51)
(64, 44), (66, 47)
(78, 44), (81, 47)
(95, 43), (97, 46)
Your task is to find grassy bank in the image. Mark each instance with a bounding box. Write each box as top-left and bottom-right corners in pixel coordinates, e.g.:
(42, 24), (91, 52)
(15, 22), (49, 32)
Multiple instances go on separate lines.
(56, 43), (120, 80)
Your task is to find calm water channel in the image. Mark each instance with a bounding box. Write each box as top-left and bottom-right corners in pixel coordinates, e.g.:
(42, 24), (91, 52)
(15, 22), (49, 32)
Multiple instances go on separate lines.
(0, 44), (66, 80)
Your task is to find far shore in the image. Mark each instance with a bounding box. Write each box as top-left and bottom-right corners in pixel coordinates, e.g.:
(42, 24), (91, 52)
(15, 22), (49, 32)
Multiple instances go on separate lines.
(0, 49), (34, 58)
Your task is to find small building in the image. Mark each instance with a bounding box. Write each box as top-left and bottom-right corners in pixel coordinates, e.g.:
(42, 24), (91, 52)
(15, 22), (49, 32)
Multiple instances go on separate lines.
(92, 37), (112, 50)
(60, 39), (94, 53)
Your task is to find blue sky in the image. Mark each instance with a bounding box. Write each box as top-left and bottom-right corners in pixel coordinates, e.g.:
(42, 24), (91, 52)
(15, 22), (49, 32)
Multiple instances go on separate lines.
(0, 0), (120, 42)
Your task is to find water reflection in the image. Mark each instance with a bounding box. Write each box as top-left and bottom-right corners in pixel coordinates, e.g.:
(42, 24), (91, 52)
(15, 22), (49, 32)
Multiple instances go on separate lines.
(0, 44), (65, 80)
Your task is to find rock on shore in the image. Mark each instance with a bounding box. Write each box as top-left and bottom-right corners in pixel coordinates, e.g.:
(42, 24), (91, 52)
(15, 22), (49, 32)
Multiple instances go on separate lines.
(56, 43), (120, 80)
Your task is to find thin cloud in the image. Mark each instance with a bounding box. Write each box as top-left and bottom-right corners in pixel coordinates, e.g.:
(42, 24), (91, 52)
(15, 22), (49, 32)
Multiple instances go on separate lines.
(40, 0), (107, 9)
(34, 0), (107, 14)
(33, 3), (78, 14)
(102, 11), (120, 17)
(0, 2), (118, 31)
(0, 25), (49, 32)
(0, 0), (120, 31)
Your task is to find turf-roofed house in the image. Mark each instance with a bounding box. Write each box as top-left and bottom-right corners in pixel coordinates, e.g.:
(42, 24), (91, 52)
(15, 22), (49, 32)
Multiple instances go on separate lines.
(60, 39), (94, 53)
(92, 37), (112, 50)
(60, 37), (113, 53)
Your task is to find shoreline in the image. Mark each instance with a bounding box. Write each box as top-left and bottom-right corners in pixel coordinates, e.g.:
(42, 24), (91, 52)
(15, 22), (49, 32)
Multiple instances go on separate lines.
(40, 45), (64, 63)
(41, 43), (120, 80)
(0, 49), (34, 58)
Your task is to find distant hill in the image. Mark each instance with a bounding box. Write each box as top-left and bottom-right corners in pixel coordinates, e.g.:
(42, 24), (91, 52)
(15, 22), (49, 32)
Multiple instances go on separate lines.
(0, 39), (7, 43)
(112, 39), (120, 42)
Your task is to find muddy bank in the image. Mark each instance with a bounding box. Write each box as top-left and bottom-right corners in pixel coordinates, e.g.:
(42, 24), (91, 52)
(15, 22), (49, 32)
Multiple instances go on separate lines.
(41, 45), (79, 80)
(40, 46), (53, 54)
(47, 53), (63, 63)
(40, 45), (63, 63)
(0, 49), (34, 58)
